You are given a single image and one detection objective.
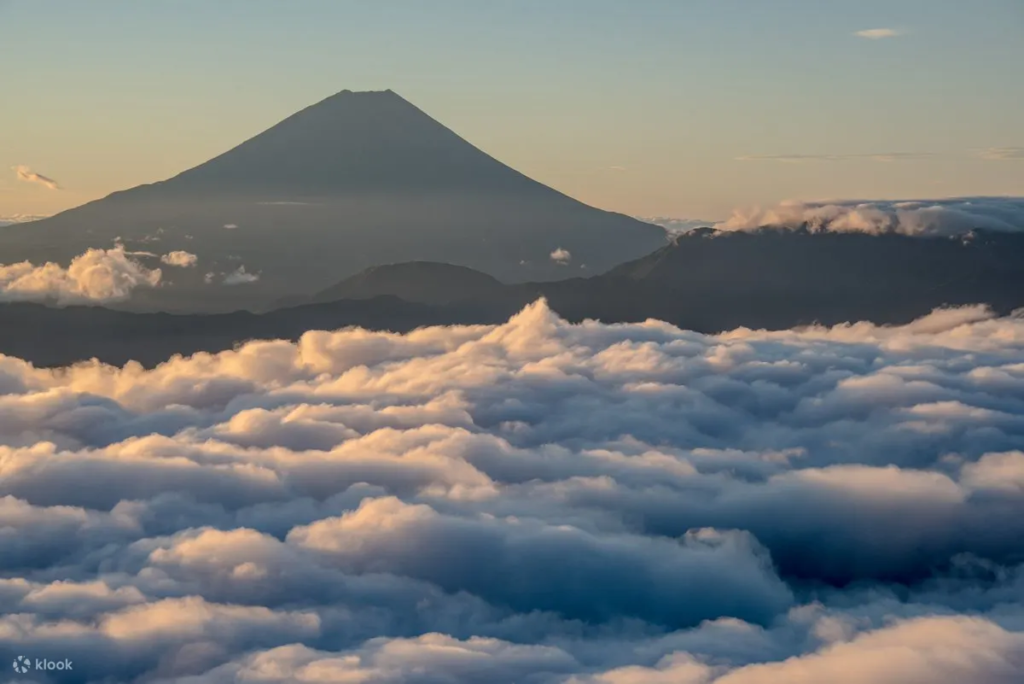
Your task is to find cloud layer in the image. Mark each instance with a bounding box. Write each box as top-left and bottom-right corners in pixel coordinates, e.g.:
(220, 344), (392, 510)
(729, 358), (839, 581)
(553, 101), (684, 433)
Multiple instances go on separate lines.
(715, 196), (1024, 236)
(0, 300), (1021, 682)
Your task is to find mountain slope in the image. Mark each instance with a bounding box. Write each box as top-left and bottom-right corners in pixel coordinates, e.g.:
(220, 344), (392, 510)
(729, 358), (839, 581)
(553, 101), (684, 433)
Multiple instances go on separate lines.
(0, 90), (665, 312)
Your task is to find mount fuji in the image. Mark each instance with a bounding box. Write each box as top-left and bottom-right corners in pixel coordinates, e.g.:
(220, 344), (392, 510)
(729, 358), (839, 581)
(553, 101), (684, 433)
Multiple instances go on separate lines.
(0, 90), (665, 312)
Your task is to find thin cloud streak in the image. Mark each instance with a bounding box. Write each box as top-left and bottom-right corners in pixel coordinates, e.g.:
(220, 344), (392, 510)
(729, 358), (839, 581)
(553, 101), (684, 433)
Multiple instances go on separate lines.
(736, 152), (933, 164)
(977, 147), (1024, 161)
(854, 28), (904, 39)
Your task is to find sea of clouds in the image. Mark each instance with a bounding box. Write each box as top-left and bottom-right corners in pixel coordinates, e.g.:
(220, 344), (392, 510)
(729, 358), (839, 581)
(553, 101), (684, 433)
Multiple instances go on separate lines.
(1, 300), (1022, 683)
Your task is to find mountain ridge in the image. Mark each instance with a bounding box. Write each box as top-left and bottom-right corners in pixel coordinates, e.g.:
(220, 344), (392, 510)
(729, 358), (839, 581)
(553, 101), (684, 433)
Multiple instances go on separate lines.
(8, 227), (1024, 368)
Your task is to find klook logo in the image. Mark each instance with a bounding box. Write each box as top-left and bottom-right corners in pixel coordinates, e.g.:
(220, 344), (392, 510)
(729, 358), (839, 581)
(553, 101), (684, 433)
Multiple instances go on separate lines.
(11, 656), (73, 673)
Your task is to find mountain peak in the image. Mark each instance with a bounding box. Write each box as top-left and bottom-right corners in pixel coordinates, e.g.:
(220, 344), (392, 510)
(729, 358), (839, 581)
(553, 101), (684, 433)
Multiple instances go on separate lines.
(141, 86), (544, 197)
(317, 88), (405, 106)
(331, 88), (398, 96)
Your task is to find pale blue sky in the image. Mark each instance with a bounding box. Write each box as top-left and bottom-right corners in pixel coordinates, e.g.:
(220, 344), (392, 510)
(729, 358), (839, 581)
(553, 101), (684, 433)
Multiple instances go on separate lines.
(1, 0), (1022, 218)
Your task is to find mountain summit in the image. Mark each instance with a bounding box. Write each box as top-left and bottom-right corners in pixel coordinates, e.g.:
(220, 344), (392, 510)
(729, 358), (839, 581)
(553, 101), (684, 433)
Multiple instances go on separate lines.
(147, 89), (568, 197)
(1, 90), (666, 312)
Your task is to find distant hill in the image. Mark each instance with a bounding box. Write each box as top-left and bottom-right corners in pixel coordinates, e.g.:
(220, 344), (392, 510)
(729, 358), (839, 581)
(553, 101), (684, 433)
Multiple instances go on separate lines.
(0, 90), (666, 312)
(308, 261), (505, 306)
(7, 228), (1024, 368)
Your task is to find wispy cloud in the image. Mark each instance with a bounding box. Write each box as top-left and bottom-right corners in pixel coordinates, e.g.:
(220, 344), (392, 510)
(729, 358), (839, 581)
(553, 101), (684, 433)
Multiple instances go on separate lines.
(867, 152), (932, 162)
(737, 154), (844, 163)
(854, 28), (904, 39)
(12, 165), (60, 190)
(223, 265), (260, 285)
(736, 152), (932, 164)
(976, 147), (1024, 161)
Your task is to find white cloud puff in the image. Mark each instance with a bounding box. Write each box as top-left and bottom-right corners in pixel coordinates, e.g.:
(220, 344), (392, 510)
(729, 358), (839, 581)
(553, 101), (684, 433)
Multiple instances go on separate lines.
(0, 300), (1022, 681)
(550, 248), (572, 264)
(0, 246), (162, 305)
(161, 251), (199, 268)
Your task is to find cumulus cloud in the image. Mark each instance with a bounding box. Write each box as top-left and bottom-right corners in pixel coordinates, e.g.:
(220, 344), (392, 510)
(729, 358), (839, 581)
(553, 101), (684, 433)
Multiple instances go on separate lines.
(0, 246), (162, 305)
(12, 165), (60, 190)
(161, 251), (199, 268)
(854, 28), (903, 39)
(0, 301), (1022, 681)
(550, 248), (572, 264)
(223, 265), (259, 285)
(715, 196), (1024, 236)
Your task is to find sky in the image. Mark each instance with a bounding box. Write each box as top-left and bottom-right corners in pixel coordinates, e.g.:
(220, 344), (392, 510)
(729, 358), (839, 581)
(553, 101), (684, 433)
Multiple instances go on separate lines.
(1, 0), (1022, 220)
